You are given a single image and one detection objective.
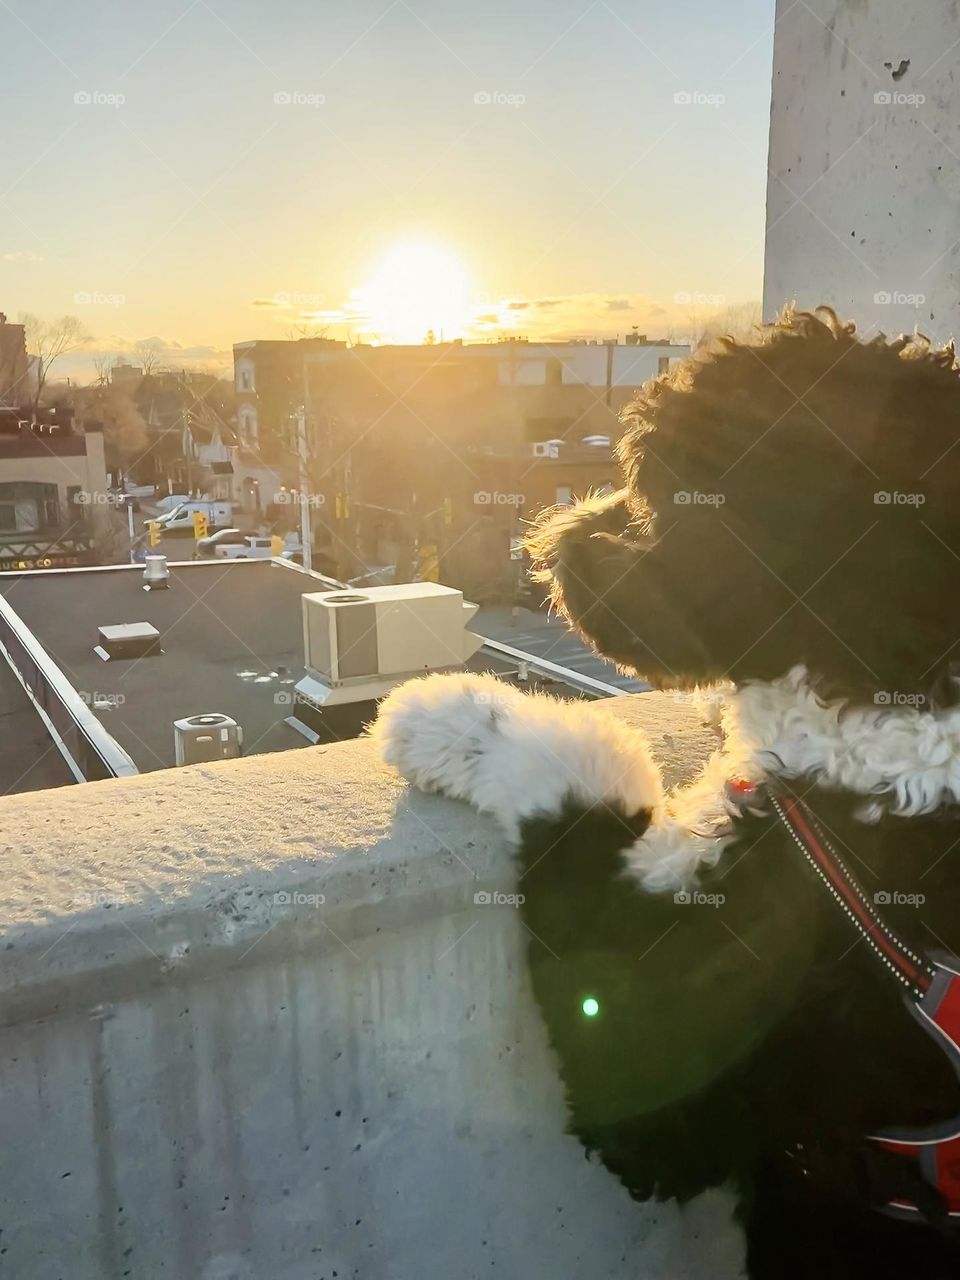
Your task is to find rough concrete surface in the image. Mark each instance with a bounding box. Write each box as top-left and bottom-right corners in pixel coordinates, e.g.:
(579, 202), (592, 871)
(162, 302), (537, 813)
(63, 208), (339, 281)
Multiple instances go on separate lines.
(0, 691), (742, 1279)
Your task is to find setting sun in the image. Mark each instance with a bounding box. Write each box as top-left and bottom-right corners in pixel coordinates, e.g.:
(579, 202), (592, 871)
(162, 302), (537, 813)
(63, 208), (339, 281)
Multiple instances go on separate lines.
(353, 241), (473, 344)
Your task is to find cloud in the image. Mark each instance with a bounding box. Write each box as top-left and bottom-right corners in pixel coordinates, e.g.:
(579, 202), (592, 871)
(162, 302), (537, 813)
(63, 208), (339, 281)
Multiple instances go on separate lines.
(241, 287), (759, 350)
(2, 250), (44, 263)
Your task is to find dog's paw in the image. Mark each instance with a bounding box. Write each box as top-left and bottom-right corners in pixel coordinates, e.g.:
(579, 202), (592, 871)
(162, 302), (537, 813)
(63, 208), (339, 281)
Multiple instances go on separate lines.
(372, 672), (524, 808)
(373, 672), (664, 834)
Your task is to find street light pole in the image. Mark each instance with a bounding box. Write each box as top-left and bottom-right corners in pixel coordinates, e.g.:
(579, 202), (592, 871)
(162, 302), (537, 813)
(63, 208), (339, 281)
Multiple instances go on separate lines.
(297, 402), (313, 574)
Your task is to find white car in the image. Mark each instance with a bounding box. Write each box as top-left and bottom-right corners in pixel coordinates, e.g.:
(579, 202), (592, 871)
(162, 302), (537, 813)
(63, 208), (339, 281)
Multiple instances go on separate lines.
(214, 534), (303, 561)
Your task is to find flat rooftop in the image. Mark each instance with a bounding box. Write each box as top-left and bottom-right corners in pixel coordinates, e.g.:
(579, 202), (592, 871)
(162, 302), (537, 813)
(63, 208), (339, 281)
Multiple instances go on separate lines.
(0, 560), (326, 774)
(0, 561), (639, 792)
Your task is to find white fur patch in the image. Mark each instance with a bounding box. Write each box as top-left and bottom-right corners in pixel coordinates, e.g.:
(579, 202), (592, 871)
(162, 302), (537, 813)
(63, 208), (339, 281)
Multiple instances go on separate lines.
(373, 672), (664, 838)
(732, 665), (960, 818)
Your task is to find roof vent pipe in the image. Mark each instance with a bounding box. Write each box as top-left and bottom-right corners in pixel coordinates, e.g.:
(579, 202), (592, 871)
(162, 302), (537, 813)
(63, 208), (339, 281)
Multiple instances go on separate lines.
(143, 554), (170, 591)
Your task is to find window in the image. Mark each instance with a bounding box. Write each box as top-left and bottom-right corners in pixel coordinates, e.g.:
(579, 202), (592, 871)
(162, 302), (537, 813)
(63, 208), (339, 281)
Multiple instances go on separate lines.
(658, 356), (671, 375)
(555, 486), (572, 506)
(0, 482), (60, 535)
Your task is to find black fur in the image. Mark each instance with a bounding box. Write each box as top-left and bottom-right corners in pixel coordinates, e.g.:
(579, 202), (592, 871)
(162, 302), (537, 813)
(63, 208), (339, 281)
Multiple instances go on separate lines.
(520, 310), (960, 1276)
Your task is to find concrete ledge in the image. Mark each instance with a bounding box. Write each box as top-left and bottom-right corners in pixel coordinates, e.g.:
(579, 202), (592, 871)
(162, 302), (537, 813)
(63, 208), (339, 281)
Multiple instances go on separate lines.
(0, 692), (741, 1280)
(0, 692), (717, 1027)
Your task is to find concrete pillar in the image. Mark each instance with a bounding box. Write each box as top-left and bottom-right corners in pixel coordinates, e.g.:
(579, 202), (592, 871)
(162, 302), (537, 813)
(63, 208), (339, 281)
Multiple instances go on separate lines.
(764, 0), (960, 343)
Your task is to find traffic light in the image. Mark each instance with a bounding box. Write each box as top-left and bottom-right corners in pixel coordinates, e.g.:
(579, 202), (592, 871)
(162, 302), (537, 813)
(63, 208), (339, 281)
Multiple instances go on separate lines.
(335, 493), (350, 519)
(193, 511), (208, 539)
(148, 521), (160, 547)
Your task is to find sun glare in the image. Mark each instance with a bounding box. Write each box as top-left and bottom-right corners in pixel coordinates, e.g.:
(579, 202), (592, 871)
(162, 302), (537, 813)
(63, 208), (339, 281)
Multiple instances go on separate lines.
(355, 241), (473, 344)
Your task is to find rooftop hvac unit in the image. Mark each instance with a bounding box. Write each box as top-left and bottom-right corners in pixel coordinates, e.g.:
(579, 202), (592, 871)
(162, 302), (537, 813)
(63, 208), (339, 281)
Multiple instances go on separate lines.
(173, 713), (243, 765)
(296, 582), (482, 709)
(532, 441), (560, 459)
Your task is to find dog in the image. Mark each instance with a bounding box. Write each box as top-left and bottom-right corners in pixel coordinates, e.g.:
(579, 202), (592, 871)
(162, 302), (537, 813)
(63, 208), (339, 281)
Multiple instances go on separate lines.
(374, 309), (960, 1278)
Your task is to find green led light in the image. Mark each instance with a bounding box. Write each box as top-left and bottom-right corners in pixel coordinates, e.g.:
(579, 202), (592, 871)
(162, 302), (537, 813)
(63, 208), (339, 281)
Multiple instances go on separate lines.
(581, 997), (600, 1018)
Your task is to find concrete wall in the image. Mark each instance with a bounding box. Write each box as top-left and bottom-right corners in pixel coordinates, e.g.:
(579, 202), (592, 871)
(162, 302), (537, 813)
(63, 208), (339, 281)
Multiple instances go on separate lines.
(764, 0), (960, 343)
(0, 693), (744, 1280)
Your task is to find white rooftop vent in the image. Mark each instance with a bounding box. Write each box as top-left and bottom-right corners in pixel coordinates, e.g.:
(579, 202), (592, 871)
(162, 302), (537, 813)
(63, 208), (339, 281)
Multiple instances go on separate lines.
(173, 713), (243, 765)
(296, 581), (482, 708)
(143, 554), (170, 590)
(531, 441), (560, 459)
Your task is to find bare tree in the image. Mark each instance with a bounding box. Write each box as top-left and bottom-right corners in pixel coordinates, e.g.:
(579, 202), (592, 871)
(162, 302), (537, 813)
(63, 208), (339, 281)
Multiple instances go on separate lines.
(19, 313), (90, 413)
(132, 341), (167, 378)
(284, 321), (329, 341)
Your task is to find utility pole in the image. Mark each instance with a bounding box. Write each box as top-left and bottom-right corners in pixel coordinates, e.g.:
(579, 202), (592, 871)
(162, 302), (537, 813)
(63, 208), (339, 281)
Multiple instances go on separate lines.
(297, 402), (313, 574)
(127, 499), (135, 562)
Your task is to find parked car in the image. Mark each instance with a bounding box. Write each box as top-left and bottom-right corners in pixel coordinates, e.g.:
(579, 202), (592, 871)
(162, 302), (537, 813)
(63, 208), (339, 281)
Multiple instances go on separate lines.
(195, 528), (259, 558)
(214, 534), (303, 561)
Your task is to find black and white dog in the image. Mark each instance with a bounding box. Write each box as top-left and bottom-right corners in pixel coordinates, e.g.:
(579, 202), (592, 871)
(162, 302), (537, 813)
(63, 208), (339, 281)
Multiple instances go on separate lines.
(374, 309), (960, 1278)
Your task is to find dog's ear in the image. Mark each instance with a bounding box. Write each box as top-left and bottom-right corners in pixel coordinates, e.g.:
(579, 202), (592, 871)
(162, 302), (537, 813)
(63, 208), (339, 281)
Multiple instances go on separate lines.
(526, 490), (716, 685)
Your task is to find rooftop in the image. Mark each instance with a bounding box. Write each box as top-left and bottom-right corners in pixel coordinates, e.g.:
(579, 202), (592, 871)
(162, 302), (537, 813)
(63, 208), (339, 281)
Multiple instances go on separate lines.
(0, 559), (326, 774)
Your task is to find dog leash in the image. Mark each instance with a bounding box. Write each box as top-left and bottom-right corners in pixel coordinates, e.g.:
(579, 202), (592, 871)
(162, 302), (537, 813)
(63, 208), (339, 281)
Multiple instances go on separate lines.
(734, 780), (960, 1224)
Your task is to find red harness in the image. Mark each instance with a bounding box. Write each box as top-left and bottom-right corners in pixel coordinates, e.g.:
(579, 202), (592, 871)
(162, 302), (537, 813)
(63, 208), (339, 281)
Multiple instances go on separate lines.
(746, 784), (960, 1223)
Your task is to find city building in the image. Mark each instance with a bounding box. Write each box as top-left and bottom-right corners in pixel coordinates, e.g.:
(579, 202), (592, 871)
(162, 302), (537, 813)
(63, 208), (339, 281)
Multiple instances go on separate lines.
(0, 314), (30, 406)
(232, 335), (689, 591)
(0, 411), (111, 570)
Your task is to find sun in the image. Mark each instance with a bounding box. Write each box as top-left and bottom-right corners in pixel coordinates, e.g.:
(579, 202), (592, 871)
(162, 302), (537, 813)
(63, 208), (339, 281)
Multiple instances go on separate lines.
(354, 241), (473, 344)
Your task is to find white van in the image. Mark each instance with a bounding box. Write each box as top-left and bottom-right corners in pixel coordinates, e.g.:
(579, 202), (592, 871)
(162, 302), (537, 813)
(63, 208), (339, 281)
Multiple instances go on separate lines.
(146, 500), (233, 536)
